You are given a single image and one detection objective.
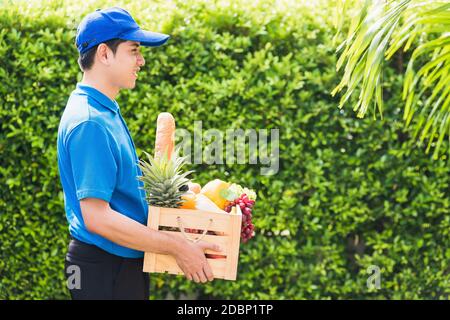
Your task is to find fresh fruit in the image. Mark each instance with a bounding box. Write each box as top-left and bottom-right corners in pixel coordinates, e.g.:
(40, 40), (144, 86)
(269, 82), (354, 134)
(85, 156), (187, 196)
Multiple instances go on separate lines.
(179, 191), (197, 209)
(154, 112), (175, 160)
(224, 184), (257, 202)
(224, 191), (256, 243)
(243, 188), (257, 201)
(137, 148), (193, 208)
(188, 182), (201, 194)
(200, 179), (230, 210)
(228, 183), (243, 198)
(195, 194), (226, 213)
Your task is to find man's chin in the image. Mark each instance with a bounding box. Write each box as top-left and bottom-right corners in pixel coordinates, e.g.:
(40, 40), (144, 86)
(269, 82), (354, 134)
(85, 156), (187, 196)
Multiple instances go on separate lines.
(123, 81), (136, 89)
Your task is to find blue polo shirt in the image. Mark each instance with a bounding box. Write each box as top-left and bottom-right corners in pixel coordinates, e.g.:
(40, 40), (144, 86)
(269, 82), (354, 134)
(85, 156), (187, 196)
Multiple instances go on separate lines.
(57, 83), (148, 258)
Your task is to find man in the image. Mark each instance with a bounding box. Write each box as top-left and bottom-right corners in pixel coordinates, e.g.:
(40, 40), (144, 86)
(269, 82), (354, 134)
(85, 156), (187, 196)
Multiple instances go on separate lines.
(57, 7), (221, 300)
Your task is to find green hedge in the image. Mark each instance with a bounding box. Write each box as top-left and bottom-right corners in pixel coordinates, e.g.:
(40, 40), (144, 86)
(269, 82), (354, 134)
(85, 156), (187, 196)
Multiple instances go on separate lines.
(0, 0), (449, 299)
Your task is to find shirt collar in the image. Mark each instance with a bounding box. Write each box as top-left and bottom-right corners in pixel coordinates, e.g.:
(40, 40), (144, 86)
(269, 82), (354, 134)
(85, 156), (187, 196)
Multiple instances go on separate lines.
(74, 83), (120, 114)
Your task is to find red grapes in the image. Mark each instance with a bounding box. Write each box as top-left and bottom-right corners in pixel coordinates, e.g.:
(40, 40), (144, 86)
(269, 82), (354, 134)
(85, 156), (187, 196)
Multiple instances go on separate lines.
(225, 193), (255, 243)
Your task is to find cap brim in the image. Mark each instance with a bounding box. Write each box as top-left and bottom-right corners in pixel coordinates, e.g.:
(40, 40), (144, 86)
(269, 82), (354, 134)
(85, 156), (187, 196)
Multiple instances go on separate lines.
(121, 29), (170, 47)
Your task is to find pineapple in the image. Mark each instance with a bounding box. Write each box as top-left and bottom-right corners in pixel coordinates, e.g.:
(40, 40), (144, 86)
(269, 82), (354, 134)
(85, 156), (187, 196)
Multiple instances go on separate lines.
(137, 148), (193, 208)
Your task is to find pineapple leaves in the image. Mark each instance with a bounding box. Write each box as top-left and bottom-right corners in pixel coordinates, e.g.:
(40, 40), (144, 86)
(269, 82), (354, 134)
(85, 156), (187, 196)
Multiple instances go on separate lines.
(137, 146), (194, 208)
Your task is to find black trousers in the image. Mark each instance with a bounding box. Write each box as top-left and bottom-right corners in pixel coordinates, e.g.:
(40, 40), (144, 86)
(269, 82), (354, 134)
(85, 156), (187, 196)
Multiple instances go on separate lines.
(64, 237), (149, 300)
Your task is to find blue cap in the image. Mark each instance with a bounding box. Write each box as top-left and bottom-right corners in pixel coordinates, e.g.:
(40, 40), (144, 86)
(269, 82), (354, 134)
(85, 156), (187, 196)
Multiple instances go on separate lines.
(75, 7), (170, 54)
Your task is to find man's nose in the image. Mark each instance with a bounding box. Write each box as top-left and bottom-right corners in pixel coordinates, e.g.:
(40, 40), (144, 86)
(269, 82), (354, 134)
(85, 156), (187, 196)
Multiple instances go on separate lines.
(138, 54), (145, 67)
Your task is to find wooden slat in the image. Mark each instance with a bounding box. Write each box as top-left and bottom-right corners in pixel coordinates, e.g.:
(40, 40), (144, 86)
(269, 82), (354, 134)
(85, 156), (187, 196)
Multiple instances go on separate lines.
(153, 254), (227, 279)
(158, 208), (231, 233)
(143, 206), (161, 273)
(143, 206), (240, 281)
(159, 230), (230, 256)
(225, 206), (242, 280)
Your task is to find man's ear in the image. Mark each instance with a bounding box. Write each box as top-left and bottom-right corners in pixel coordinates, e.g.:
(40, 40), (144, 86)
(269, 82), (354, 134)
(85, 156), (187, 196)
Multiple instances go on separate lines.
(96, 43), (111, 66)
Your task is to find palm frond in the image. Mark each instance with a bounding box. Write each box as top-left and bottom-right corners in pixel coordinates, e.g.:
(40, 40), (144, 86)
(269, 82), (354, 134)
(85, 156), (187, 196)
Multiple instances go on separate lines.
(334, 0), (450, 159)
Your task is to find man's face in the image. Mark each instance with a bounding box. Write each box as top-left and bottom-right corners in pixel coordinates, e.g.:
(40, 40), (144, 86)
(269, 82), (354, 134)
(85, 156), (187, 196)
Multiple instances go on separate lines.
(107, 41), (145, 89)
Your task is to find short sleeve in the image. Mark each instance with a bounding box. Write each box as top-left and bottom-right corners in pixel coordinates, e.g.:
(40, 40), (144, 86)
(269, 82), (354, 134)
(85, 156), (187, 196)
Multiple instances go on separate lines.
(66, 121), (118, 202)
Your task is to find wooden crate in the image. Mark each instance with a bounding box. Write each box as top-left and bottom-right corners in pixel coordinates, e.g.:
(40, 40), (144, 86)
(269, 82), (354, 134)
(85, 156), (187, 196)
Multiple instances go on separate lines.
(143, 205), (242, 280)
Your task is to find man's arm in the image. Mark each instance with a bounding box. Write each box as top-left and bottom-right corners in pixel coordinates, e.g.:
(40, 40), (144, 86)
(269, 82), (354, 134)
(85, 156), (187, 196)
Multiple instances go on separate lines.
(79, 198), (222, 283)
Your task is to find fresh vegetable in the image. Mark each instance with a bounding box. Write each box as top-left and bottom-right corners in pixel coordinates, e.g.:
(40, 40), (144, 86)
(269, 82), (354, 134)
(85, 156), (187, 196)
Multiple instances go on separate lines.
(195, 194), (227, 213)
(179, 191), (197, 209)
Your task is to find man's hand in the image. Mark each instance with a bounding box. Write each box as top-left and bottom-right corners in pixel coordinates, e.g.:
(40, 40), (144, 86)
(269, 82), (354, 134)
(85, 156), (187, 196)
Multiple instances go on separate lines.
(174, 240), (222, 283)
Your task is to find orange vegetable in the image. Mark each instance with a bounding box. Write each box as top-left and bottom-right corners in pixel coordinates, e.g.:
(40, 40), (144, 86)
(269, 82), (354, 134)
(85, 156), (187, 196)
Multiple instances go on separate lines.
(179, 192), (196, 209)
(154, 112), (175, 160)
